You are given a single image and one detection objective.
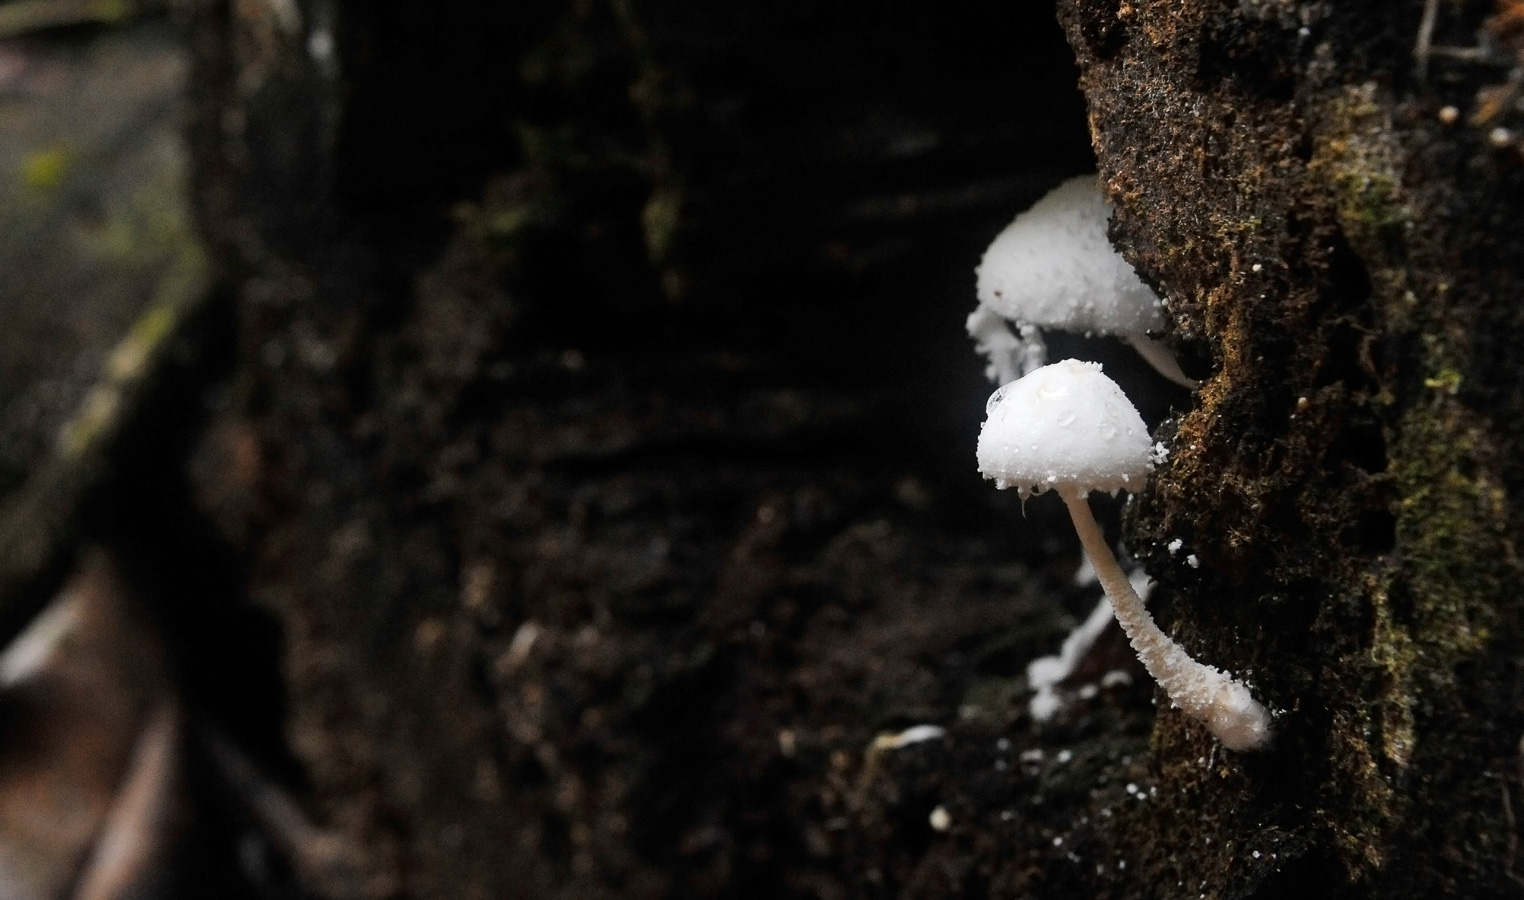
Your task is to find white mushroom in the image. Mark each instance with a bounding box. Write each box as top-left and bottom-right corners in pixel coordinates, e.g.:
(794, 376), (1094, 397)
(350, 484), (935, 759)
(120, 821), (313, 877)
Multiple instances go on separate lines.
(978, 359), (1271, 751)
(969, 176), (1195, 390)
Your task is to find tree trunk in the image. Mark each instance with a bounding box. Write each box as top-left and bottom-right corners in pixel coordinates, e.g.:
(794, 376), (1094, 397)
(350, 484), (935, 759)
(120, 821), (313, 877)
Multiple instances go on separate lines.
(179, 0), (1524, 897)
(1059, 1), (1524, 895)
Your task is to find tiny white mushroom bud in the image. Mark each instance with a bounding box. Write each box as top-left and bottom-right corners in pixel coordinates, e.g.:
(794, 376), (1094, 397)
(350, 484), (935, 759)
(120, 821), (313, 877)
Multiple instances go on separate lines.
(978, 360), (1273, 751)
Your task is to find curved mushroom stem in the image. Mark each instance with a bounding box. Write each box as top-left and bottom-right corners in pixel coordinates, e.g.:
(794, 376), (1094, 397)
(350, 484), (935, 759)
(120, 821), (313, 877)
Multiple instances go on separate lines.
(1125, 333), (1198, 391)
(1058, 486), (1272, 751)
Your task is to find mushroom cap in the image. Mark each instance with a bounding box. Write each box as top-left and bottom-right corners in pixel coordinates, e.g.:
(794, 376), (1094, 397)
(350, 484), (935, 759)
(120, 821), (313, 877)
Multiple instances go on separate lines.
(975, 175), (1165, 336)
(977, 359), (1152, 495)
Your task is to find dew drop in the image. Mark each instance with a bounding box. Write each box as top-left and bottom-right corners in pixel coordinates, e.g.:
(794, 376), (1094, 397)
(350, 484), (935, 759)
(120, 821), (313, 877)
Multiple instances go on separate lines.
(986, 385), (1009, 414)
(1056, 410), (1077, 427)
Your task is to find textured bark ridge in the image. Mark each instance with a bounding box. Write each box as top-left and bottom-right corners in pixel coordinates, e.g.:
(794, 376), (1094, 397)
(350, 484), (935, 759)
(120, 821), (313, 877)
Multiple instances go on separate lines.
(1060, 0), (1524, 895)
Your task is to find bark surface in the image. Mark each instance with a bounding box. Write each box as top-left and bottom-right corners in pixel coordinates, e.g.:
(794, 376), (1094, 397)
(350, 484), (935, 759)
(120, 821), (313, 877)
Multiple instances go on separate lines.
(1060, 1), (1524, 895)
(175, 1), (1524, 898)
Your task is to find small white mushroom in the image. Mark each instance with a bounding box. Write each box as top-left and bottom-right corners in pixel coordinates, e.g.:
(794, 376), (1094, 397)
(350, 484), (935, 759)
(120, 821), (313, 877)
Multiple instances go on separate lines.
(969, 176), (1195, 390)
(978, 360), (1271, 751)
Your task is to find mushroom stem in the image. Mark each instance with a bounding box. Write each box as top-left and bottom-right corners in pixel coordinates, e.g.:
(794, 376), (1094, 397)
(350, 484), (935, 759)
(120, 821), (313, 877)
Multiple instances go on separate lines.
(1058, 486), (1272, 751)
(1059, 487), (1171, 665)
(1124, 333), (1197, 391)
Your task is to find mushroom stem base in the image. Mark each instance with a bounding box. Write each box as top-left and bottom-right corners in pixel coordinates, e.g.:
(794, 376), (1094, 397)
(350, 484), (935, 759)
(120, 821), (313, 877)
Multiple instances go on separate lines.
(1125, 333), (1197, 391)
(1058, 487), (1272, 751)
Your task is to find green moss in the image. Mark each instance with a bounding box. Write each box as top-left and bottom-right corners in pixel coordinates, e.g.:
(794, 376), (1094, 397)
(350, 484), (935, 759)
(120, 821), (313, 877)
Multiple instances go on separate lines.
(56, 241), (208, 460)
(640, 182), (683, 266)
(513, 121), (597, 171)
(1318, 94), (1506, 696)
(1306, 81), (1518, 888)
(1311, 90), (1401, 226)
(0, 0), (134, 39)
(1421, 368), (1461, 395)
(1321, 700), (1394, 872)
(1333, 168), (1407, 235)
(21, 147), (70, 192)
(88, 0), (133, 23)
(1367, 580), (1415, 768)
(1387, 400), (1503, 665)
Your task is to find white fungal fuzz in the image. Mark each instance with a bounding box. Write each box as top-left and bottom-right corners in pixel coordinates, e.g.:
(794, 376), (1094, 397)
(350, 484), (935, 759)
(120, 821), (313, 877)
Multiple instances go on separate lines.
(967, 307), (1042, 384)
(1027, 593), (1116, 722)
(1031, 561), (1153, 723)
(1073, 555), (1098, 587)
(871, 724), (947, 751)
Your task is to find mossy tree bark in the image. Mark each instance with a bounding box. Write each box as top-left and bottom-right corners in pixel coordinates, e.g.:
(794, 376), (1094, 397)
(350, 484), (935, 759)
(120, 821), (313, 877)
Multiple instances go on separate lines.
(177, 0), (1524, 897)
(1058, 0), (1524, 895)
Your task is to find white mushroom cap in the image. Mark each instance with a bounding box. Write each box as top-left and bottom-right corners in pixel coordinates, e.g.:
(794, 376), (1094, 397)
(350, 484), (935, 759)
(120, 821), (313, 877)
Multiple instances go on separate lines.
(975, 175), (1165, 336)
(977, 359), (1152, 496)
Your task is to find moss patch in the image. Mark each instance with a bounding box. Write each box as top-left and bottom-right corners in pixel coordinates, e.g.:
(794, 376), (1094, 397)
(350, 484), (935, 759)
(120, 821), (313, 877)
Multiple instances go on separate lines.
(1059, 1), (1524, 895)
